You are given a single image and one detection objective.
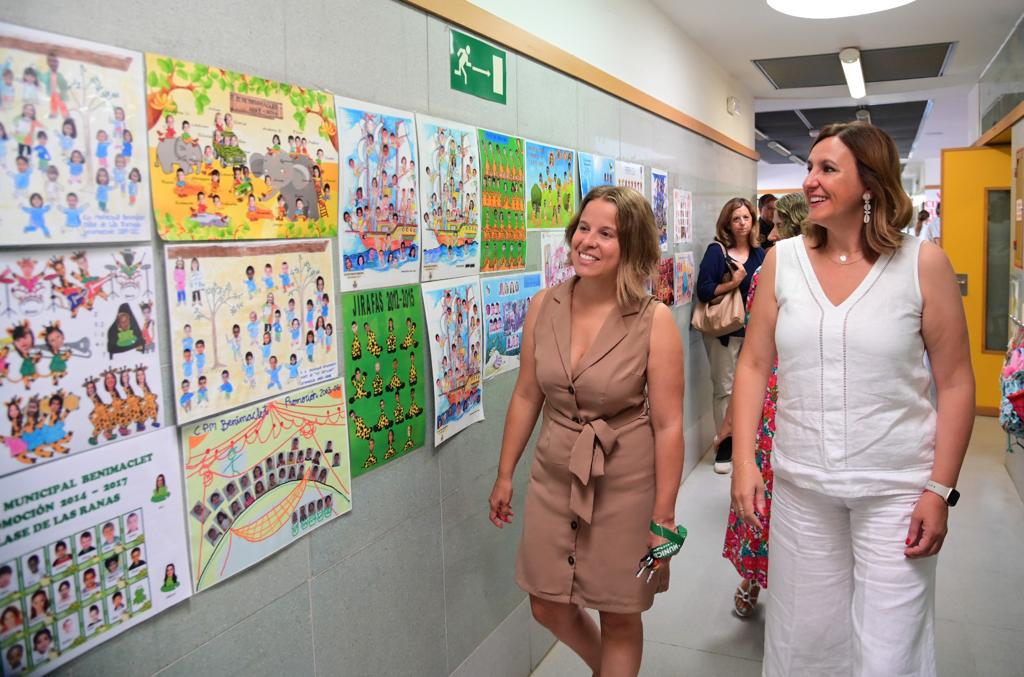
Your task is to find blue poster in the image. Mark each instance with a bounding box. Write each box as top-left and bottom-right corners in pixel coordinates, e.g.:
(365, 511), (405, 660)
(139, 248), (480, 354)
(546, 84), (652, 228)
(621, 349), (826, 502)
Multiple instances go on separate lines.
(482, 272), (542, 380)
(578, 152), (616, 200)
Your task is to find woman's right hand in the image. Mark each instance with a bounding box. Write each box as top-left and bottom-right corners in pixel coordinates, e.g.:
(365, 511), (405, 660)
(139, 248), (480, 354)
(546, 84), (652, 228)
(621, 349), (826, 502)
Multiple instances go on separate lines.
(489, 476), (514, 528)
(730, 460), (764, 532)
(729, 262), (747, 287)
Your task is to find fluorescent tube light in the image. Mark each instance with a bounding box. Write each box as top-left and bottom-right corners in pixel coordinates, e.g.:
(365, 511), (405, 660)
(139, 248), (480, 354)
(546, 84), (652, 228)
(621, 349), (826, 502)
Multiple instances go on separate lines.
(767, 0), (915, 19)
(839, 48), (866, 99)
(766, 141), (791, 156)
(788, 155), (806, 166)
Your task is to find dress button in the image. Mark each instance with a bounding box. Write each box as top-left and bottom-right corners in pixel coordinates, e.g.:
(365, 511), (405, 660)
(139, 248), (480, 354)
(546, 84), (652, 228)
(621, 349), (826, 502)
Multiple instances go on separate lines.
(570, 520), (578, 530)
(568, 386), (575, 395)
(568, 555), (575, 566)
(571, 416), (580, 424)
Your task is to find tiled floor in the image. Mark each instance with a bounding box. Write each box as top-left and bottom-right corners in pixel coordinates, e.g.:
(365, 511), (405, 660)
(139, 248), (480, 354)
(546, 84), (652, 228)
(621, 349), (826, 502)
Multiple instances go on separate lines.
(532, 416), (1024, 676)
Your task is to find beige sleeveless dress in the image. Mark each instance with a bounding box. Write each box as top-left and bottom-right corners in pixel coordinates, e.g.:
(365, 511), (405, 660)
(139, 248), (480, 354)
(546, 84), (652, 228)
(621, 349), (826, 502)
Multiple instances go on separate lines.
(515, 278), (668, 613)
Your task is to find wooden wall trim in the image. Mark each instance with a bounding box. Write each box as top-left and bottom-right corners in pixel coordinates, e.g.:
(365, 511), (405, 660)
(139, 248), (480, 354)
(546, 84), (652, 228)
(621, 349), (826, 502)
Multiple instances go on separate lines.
(403, 0), (759, 162)
(974, 99), (1024, 148)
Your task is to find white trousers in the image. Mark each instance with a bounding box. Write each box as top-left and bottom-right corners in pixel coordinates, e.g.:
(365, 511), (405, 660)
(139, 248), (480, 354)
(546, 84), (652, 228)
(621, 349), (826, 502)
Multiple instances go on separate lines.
(764, 479), (937, 677)
(702, 334), (743, 429)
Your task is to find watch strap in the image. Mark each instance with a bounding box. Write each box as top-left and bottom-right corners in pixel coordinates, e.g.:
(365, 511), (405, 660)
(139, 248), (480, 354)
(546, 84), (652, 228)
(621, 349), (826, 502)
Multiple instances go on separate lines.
(925, 480), (953, 503)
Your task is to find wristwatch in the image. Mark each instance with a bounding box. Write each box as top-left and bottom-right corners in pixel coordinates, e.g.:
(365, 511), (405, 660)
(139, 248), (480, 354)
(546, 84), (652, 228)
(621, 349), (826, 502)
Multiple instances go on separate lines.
(924, 480), (960, 506)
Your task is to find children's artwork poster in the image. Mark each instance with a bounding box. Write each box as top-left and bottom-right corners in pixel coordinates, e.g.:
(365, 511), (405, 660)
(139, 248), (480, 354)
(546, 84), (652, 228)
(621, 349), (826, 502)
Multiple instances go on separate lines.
(478, 129), (526, 273)
(577, 152), (615, 199)
(335, 96), (420, 290)
(163, 239), (337, 424)
(0, 24), (151, 243)
(540, 231), (575, 289)
(673, 189), (692, 244)
(651, 168), (668, 251)
(615, 160), (644, 194)
(144, 53), (339, 241)
(0, 428), (191, 675)
(341, 285), (426, 476)
(525, 140), (576, 230)
(482, 272), (542, 381)
(674, 251), (695, 306)
(0, 246), (163, 478)
(415, 114), (480, 281)
(181, 381), (352, 592)
(653, 257), (675, 307)
(421, 277), (484, 445)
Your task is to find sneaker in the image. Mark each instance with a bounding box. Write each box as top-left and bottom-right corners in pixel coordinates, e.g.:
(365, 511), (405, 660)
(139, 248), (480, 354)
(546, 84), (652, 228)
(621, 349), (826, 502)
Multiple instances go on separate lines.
(714, 436), (733, 474)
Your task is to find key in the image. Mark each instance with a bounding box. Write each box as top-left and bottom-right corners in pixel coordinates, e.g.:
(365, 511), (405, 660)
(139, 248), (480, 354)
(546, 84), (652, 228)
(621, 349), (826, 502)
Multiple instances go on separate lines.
(646, 568), (656, 583)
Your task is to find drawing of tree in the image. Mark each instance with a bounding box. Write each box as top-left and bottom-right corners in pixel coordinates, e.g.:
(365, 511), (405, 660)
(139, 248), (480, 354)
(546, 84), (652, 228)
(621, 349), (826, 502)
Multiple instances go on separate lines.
(289, 255), (321, 328)
(192, 282), (243, 370)
(289, 88), (338, 152)
(64, 63), (123, 182)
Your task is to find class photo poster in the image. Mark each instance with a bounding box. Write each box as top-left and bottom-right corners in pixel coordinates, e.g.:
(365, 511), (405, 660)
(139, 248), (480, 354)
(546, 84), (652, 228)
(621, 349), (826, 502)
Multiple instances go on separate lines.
(341, 285), (426, 476)
(674, 251), (695, 306)
(673, 188), (692, 244)
(421, 277), (484, 445)
(478, 128), (525, 273)
(180, 380), (352, 592)
(615, 160), (644, 195)
(0, 23), (151, 243)
(415, 114), (480, 281)
(0, 245), (163, 478)
(335, 96), (421, 291)
(577, 152), (615, 199)
(482, 272), (542, 381)
(163, 238), (338, 424)
(653, 257), (675, 307)
(0, 428), (191, 675)
(144, 53), (339, 241)
(650, 168), (668, 251)
(525, 140), (575, 230)
(540, 231), (575, 289)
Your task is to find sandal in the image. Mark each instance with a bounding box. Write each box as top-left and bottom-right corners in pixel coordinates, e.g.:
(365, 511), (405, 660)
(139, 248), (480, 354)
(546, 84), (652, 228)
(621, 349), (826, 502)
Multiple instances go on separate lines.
(733, 579), (760, 618)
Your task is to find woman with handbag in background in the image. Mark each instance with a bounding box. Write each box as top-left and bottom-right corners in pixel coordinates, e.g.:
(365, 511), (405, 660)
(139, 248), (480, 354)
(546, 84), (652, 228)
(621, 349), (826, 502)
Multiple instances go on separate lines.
(695, 197), (764, 473)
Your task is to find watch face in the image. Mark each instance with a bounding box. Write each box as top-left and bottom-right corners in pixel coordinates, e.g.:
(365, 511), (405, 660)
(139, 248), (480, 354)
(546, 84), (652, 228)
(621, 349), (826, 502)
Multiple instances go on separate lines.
(948, 488), (960, 506)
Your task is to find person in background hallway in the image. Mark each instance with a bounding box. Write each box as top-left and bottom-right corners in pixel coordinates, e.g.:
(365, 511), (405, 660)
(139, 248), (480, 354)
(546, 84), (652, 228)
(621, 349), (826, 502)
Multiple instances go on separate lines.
(489, 185), (685, 677)
(718, 192), (808, 619)
(696, 197), (765, 472)
(731, 121), (975, 676)
(757, 193), (777, 249)
(912, 209), (940, 244)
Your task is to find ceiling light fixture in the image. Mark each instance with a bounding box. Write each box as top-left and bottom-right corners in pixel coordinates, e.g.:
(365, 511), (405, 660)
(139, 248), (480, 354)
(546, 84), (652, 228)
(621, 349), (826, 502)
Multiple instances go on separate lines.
(766, 0), (916, 19)
(839, 47), (866, 99)
(855, 107), (871, 124)
(788, 154), (806, 166)
(766, 141), (791, 156)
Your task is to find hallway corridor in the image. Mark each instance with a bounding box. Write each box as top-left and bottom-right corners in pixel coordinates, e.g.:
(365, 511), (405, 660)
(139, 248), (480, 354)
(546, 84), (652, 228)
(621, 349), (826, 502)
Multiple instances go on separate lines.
(532, 417), (1024, 676)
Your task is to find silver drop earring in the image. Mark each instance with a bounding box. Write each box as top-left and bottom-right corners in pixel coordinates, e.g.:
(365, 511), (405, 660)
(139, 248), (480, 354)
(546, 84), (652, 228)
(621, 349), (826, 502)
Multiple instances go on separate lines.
(863, 192), (872, 224)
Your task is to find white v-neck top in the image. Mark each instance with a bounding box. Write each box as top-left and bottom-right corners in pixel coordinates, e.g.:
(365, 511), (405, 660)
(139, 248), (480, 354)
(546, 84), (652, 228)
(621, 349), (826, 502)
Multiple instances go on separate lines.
(772, 235), (936, 497)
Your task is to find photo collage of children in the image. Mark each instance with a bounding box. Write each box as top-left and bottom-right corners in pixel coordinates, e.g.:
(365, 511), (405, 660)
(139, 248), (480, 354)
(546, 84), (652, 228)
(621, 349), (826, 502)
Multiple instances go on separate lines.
(577, 152), (615, 199)
(145, 54), (339, 241)
(342, 287), (426, 476)
(0, 25), (151, 244)
(651, 168), (668, 250)
(0, 508), (153, 674)
(164, 239), (337, 423)
(0, 245), (163, 476)
(336, 97), (420, 289)
(422, 278), (484, 445)
(525, 141), (576, 230)
(482, 272), (542, 380)
(416, 116), (480, 279)
(654, 257), (676, 307)
(478, 129), (525, 273)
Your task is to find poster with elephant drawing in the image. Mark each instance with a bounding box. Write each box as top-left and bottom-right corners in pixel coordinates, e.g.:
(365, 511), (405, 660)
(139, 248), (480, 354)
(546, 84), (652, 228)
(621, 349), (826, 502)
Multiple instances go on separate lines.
(0, 245), (163, 478)
(163, 239), (337, 424)
(0, 23), (152, 244)
(144, 53), (339, 241)
(335, 96), (421, 291)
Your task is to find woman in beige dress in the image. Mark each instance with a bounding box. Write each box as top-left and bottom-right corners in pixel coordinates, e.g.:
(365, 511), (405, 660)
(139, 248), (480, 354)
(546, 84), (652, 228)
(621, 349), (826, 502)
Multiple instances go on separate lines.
(489, 185), (685, 676)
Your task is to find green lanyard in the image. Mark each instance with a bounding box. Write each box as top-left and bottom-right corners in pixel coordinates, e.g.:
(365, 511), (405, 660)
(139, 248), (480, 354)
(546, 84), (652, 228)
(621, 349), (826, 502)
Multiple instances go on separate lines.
(649, 521), (687, 560)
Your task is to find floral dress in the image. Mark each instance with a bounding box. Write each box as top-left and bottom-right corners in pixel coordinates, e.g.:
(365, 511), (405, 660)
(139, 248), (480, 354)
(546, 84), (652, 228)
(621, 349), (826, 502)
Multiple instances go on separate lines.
(721, 268), (776, 588)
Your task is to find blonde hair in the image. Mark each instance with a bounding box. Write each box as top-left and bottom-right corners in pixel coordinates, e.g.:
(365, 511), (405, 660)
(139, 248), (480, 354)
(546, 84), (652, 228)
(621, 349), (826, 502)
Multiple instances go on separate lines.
(564, 185), (660, 307)
(714, 198), (759, 249)
(807, 121), (911, 257)
(773, 192), (809, 239)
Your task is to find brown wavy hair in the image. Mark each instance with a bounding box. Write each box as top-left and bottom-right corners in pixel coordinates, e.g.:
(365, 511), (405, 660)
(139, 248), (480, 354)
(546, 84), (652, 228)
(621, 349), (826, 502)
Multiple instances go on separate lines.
(807, 121), (911, 257)
(714, 198), (759, 249)
(564, 185), (660, 307)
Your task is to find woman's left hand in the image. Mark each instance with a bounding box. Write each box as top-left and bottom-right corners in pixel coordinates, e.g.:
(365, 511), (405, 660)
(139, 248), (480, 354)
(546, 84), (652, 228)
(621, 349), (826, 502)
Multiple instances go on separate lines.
(647, 518), (673, 552)
(904, 491), (949, 558)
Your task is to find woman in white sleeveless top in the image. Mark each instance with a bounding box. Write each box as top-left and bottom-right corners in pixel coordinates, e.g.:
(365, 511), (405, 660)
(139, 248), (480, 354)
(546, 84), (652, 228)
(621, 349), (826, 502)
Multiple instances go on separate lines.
(730, 121), (974, 676)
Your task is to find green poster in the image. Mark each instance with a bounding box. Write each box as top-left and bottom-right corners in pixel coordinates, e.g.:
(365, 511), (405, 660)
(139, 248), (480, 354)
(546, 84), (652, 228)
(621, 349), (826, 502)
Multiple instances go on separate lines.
(342, 285), (426, 475)
(478, 129), (526, 272)
(450, 29), (507, 104)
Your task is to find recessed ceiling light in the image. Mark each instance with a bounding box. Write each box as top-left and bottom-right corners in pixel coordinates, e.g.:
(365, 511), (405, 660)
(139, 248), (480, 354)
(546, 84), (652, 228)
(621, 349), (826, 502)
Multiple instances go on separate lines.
(767, 0), (916, 19)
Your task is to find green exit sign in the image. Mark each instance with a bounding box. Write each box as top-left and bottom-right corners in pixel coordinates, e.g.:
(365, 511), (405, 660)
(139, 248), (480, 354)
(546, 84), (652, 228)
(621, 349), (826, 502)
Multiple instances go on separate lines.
(450, 28), (506, 105)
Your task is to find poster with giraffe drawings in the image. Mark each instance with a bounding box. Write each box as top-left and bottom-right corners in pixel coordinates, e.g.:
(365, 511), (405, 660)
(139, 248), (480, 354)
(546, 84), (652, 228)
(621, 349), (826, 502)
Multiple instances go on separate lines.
(180, 380), (352, 592)
(163, 238), (337, 424)
(0, 23), (151, 243)
(0, 245), (163, 478)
